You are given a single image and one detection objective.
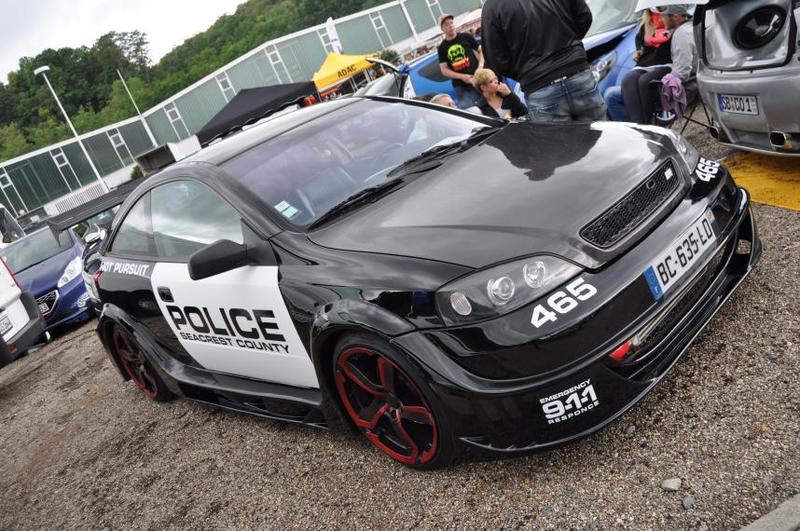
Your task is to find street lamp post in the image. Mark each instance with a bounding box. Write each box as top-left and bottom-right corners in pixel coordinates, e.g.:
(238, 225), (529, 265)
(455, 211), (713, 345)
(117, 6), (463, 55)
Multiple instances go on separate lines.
(34, 65), (110, 193)
(117, 69), (158, 148)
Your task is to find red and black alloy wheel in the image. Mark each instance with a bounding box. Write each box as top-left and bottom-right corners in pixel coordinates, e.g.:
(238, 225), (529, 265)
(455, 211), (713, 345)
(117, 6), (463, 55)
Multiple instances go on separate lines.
(334, 336), (451, 467)
(111, 325), (172, 402)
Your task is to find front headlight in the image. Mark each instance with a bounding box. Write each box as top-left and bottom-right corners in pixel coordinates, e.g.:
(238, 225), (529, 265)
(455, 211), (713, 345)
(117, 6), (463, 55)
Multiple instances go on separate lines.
(663, 129), (700, 175)
(436, 256), (582, 325)
(57, 256), (83, 288)
(591, 51), (617, 83)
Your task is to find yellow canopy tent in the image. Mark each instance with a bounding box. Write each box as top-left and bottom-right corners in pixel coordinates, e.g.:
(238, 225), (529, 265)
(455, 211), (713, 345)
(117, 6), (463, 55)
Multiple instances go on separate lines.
(312, 52), (378, 91)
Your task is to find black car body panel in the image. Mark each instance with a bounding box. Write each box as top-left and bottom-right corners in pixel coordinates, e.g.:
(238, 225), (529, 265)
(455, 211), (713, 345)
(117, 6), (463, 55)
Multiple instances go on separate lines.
(309, 121), (678, 269)
(86, 97), (760, 462)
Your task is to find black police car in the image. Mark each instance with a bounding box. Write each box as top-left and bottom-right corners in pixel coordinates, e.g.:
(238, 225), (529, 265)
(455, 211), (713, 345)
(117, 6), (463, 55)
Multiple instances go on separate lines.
(85, 97), (760, 467)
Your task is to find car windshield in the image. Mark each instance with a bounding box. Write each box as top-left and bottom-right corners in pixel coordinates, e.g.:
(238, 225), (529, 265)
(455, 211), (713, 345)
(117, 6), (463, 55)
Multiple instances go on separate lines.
(222, 99), (491, 227)
(1, 230), (72, 274)
(356, 73), (402, 96)
(586, 0), (639, 37)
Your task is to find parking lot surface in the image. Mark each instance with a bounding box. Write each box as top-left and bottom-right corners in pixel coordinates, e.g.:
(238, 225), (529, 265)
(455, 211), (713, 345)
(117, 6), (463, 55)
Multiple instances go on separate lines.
(1, 122), (798, 529)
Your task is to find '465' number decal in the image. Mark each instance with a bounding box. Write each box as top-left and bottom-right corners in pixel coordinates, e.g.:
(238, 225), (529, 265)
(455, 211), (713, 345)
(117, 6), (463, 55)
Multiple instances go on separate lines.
(530, 278), (597, 329)
(695, 158), (720, 182)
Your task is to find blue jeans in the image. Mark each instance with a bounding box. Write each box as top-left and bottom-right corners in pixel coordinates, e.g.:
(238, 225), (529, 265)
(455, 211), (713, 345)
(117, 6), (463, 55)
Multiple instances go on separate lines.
(604, 85), (630, 122)
(525, 70), (607, 123)
(454, 84), (481, 109)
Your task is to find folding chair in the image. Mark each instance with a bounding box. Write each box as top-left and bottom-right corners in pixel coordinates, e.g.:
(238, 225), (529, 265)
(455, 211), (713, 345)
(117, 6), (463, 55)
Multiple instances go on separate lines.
(651, 77), (712, 134)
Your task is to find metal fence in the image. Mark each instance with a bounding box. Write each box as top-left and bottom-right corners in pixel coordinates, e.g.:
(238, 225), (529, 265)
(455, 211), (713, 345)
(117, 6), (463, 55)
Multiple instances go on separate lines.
(0, 0), (483, 216)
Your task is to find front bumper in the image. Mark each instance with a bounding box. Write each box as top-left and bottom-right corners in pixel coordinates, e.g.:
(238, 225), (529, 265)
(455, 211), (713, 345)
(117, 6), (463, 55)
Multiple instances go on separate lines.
(392, 173), (760, 453)
(36, 278), (92, 331)
(698, 65), (800, 156)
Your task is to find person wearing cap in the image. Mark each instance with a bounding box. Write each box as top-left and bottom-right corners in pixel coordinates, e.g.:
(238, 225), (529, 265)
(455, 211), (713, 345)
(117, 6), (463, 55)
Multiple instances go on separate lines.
(481, 0), (605, 123)
(437, 14), (484, 109)
(623, 4), (697, 124)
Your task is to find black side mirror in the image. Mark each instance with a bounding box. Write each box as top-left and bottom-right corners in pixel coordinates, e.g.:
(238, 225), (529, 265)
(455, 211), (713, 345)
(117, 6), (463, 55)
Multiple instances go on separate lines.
(188, 239), (249, 280)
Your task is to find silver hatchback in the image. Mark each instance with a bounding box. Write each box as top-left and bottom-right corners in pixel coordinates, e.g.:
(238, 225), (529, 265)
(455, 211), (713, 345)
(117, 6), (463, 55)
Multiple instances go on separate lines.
(695, 0), (800, 156)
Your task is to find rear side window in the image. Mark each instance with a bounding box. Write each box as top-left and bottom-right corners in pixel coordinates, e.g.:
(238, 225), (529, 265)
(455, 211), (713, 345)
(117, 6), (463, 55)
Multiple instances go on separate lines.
(110, 193), (155, 257)
(150, 181), (243, 260)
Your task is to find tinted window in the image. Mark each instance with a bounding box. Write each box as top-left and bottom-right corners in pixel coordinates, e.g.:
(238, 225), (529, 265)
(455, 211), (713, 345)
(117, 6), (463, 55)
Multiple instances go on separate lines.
(1, 230), (72, 274)
(151, 181), (242, 259)
(222, 99), (487, 227)
(111, 194), (155, 257)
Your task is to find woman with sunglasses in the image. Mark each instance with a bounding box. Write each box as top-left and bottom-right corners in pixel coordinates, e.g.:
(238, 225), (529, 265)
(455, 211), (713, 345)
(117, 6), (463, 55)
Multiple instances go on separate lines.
(471, 68), (527, 120)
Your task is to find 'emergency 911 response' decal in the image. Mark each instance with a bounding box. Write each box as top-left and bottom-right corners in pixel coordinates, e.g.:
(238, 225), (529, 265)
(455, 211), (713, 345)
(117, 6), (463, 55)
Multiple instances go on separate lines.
(540, 379), (600, 425)
(150, 263), (318, 389)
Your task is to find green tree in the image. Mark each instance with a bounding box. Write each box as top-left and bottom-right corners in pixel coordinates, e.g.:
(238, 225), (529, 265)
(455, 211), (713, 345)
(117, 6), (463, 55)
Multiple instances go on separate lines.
(0, 123), (30, 160)
(27, 108), (69, 149)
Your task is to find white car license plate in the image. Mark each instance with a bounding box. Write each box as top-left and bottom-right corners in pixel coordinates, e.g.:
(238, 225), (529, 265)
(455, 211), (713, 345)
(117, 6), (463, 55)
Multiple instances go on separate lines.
(643, 211), (717, 301)
(717, 94), (758, 115)
(0, 314), (12, 336)
(38, 303), (48, 314)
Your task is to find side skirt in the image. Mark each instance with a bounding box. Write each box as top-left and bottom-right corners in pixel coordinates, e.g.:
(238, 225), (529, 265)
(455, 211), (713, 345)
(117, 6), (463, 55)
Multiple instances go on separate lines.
(99, 308), (329, 428)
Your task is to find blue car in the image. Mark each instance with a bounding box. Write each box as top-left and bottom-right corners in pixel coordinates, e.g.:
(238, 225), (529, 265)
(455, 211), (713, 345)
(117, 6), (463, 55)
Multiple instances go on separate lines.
(0, 228), (92, 332)
(358, 0), (639, 105)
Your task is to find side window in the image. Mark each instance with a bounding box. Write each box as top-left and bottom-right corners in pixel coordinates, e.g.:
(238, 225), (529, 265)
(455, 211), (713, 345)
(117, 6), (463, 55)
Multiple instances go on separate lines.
(110, 193), (155, 257)
(150, 181), (243, 260)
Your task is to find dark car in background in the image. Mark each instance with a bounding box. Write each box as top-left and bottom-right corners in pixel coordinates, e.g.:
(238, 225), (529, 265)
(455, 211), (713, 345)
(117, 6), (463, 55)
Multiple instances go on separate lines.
(1, 229), (92, 332)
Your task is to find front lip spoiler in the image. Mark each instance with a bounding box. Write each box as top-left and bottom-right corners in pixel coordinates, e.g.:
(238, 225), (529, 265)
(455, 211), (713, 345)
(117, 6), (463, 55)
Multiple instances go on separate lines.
(457, 192), (760, 454)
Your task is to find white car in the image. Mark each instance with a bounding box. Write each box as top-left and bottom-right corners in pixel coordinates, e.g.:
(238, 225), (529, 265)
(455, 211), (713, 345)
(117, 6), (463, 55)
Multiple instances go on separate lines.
(696, 0), (800, 155)
(0, 256), (45, 368)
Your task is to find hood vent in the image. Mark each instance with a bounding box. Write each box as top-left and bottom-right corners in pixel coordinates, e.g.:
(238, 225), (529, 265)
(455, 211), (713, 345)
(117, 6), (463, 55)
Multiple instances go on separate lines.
(580, 160), (681, 249)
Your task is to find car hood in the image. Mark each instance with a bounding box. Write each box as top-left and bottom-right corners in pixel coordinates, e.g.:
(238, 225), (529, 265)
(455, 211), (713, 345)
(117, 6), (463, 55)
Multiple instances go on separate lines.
(15, 247), (80, 296)
(309, 122), (679, 270)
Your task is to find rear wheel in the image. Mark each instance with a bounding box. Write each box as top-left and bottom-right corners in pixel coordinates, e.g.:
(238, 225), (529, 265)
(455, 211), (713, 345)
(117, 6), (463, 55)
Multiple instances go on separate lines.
(111, 324), (172, 402)
(333, 333), (456, 468)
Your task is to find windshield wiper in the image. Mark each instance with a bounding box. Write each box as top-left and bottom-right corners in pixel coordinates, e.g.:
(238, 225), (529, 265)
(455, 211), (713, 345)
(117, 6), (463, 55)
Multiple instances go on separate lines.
(307, 178), (405, 230)
(387, 126), (501, 179)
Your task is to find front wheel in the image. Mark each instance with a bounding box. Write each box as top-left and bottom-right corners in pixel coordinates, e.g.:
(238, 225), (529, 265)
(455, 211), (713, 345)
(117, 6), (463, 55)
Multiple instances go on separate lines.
(111, 324), (173, 402)
(333, 333), (456, 468)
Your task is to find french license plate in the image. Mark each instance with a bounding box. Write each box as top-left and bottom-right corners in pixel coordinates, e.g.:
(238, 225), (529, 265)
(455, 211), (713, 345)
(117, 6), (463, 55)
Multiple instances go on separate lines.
(643, 211), (717, 301)
(38, 303), (48, 314)
(0, 314), (12, 336)
(717, 94), (758, 115)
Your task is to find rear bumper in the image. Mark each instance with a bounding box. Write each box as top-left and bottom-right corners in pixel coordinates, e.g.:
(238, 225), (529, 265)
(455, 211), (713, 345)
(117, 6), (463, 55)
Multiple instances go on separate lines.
(0, 292), (46, 367)
(392, 185), (760, 453)
(698, 65), (800, 155)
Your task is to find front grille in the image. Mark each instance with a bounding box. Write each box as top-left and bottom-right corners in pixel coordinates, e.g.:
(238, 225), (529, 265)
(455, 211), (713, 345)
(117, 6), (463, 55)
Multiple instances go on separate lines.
(581, 160), (681, 248)
(36, 290), (58, 317)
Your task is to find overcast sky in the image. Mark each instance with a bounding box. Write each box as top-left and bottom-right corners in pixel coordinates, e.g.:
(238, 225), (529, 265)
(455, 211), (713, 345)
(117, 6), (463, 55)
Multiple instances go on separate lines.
(0, 0), (245, 84)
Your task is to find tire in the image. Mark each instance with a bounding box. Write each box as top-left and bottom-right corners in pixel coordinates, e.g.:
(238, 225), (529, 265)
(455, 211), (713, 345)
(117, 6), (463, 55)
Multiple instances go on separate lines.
(332, 332), (457, 468)
(110, 324), (173, 403)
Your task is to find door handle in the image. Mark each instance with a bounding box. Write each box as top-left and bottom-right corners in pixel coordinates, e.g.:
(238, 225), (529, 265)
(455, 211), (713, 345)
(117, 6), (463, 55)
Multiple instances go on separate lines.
(157, 287), (174, 303)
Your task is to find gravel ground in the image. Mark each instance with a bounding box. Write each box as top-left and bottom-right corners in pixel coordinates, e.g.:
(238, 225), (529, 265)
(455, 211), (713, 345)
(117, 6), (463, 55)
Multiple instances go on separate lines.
(1, 130), (797, 530)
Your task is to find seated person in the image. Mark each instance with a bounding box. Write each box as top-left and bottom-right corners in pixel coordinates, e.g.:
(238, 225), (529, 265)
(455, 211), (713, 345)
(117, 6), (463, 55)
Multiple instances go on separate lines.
(622, 4), (696, 125)
(430, 93), (458, 109)
(471, 68), (527, 120)
(605, 8), (673, 122)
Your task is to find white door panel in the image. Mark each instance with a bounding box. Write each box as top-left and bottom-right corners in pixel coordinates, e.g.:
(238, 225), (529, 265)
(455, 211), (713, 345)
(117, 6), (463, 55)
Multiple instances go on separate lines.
(150, 262), (319, 389)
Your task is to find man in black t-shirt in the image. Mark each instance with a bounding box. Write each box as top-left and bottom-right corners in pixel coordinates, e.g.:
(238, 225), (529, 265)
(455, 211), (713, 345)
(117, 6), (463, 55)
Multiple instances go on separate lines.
(437, 14), (483, 109)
